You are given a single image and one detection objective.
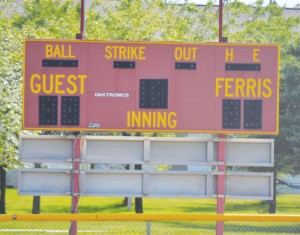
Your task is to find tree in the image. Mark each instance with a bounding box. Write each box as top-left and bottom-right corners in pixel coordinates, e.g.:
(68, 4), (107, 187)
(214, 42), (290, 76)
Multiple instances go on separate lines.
(226, 0), (300, 45)
(85, 0), (217, 41)
(276, 43), (300, 176)
(266, 43), (300, 213)
(0, 2), (23, 213)
(12, 0), (79, 39)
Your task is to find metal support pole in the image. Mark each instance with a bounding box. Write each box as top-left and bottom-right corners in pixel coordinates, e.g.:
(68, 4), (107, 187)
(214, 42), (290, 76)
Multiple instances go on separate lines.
(147, 221), (151, 235)
(32, 163), (41, 214)
(217, 1), (225, 234)
(80, 0), (85, 38)
(70, 136), (81, 235)
(71, 4), (84, 232)
(216, 135), (226, 235)
(76, 0), (85, 39)
(219, 0), (223, 43)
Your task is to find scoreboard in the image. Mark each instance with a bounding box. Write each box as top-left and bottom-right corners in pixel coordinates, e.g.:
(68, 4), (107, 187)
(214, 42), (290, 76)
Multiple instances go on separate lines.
(23, 39), (279, 134)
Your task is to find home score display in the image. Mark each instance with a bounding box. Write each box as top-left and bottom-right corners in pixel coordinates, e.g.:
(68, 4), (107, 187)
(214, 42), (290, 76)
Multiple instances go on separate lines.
(23, 39), (279, 134)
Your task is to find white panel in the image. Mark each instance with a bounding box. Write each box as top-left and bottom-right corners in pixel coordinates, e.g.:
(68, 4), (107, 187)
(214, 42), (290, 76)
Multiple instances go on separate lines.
(226, 139), (274, 166)
(79, 170), (211, 198)
(82, 137), (144, 164)
(224, 172), (273, 200)
(80, 170), (143, 196)
(19, 135), (74, 162)
(150, 139), (210, 164)
(206, 141), (214, 162)
(18, 169), (71, 195)
(143, 173), (150, 195)
(144, 139), (151, 162)
(148, 172), (210, 197)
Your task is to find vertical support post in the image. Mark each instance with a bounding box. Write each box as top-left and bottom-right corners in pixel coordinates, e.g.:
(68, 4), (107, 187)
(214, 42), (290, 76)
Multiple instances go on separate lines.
(76, 0), (85, 39)
(217, 1), (225, 234)
(135, 163), (143, 214)
(71, 3), (84, 231)
(0, 166), (6, 214)
(70, 136), (81, 235)
(216, 135), (226, 235)
(32, 163), (41, 214)
(219, 0), (223, 43)
(147, 221), (151, 235)
(72, 1), (84, 228)
(80, 0), (85, 38)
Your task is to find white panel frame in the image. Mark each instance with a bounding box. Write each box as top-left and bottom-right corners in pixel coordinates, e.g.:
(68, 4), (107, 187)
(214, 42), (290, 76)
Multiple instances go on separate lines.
(221, 172), (273, 200)
(82, 136), (214, 166)
(20, 135), (274, 166)
(81, 136), (144, 164)
(79, 170), (213, 198)
(145, 171), (213, 198)
(149, 138), (214, 165)
(80, 170), (143, 197)
(18, 169), (72, 196)
(18, 135), (275, 200)
(214, 138), (274, 166)
(19, 135), (75, 163)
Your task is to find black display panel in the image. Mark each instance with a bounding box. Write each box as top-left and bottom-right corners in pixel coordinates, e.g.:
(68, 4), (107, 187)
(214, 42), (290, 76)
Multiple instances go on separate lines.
(39, 96), (58, 125)
(222, 99), (241, 129)
(61, 96), (80, 126)
(175, 62), (197, 70)
(225, 63), (261, 71)
(244, 100), (262, 129)
(113, 61), (135, 69)
(140, 79), (168, 109)
(42, 59), (78, 67)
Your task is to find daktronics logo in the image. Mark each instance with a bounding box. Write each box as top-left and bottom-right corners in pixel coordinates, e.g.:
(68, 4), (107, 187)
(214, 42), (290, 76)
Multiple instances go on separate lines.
(94, 92), (129, 98)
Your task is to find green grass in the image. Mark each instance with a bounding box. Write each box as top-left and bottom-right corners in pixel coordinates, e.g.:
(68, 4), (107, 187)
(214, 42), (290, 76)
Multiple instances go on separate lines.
(3, 189), (300, 234)
(5, 188), (300, 214)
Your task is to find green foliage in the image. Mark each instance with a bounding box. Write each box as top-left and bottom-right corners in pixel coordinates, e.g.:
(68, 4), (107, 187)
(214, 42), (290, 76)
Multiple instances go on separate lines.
(228, 0), (300, 46)
(86, 0), (217, 41)
(0, 16), (23, 168)
(0, 0), (81, 170)
(12, 0), (79, 39)
(275, 44), (300, 174)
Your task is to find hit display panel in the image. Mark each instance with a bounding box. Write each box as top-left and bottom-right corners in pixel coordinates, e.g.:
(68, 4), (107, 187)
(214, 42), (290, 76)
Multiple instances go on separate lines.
(23, 39), (280, 134)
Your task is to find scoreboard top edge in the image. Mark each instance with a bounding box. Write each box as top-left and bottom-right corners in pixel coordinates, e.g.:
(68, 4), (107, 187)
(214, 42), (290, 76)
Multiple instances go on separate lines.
(24, 39), (280, 47)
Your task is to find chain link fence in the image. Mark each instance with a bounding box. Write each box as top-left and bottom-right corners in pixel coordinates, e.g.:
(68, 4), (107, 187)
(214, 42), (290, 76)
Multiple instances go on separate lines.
(0, 214), (300, 234)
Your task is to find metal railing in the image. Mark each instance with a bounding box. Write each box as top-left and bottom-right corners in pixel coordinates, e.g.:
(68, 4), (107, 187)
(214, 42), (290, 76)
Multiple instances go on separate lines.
(0, 213), (300, 234)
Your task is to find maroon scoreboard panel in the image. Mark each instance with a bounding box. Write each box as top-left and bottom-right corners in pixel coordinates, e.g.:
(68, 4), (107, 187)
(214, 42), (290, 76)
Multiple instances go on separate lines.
(23, 39), (280, 134)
